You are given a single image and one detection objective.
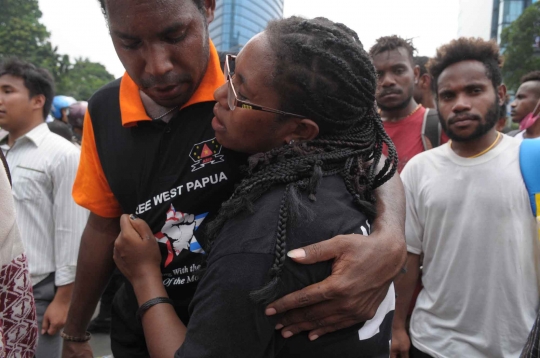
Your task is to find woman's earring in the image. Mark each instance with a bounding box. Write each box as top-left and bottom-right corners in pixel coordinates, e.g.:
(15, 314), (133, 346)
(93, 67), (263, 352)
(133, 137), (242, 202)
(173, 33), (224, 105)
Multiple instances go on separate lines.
(289, 139), (295, 145)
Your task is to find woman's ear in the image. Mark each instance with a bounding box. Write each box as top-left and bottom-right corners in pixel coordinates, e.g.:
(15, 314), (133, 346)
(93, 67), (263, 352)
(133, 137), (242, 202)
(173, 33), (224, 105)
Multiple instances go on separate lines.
(284, 119), (319, 144)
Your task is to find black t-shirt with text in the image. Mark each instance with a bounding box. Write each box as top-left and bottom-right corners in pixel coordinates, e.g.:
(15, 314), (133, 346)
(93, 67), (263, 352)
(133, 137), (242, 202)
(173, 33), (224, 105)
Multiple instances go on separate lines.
(89, 79), (247, 355)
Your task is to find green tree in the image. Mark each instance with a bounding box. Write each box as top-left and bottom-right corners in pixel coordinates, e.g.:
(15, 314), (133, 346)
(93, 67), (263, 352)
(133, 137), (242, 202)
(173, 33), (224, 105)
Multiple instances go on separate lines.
(0, 0), (114, 101)
(57, 58), (115, 100)
(0, 0), (58, 70)
(500, 2), (540, 92)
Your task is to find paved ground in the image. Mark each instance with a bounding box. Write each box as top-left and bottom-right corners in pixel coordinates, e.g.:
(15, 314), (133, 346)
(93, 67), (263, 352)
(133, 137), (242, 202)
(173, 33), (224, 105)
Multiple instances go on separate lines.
(90, 333), (112, 358)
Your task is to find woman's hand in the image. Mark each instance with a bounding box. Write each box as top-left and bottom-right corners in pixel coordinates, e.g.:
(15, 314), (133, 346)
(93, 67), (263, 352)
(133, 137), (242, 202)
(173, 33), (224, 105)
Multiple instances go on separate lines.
(113, 214), (162, 285)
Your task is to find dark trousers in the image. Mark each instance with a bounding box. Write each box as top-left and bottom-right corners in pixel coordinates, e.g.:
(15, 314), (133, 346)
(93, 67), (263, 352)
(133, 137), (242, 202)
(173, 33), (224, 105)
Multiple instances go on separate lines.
(95, 269), (122, 321)
(33, 274), (61, 358)
(410, 344), (434, 358)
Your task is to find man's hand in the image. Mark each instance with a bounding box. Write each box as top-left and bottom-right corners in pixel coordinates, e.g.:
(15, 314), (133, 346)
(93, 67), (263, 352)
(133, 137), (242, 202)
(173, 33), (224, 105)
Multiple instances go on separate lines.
(391, 327), (410, 358)
(265, 232), (406, 340)
(42, 283), (73, 335)
(62, 341), (93, 358)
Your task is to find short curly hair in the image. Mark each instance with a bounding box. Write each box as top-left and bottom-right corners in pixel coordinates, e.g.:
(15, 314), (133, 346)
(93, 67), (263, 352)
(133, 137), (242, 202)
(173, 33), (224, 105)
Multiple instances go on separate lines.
(369, 35), (416, 63)
(97, 0), (206, 17)
(428, 38), (503, 92)
(521, 71), (540, 84)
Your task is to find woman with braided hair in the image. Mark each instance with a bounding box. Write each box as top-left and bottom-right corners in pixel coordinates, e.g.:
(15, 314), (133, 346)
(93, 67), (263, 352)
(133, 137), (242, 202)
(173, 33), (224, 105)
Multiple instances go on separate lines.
(113, 16), (398, 358)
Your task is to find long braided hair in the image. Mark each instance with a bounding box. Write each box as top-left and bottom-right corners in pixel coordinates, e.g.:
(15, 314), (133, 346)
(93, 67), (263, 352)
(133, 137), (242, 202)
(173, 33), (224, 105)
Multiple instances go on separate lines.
(205, 17), (398, 305)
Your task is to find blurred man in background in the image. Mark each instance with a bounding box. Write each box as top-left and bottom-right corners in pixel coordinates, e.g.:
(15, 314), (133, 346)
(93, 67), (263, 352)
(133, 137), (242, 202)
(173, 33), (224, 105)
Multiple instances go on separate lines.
(510, 71), (540, 139)
(370, 36), (447, 172)
(413, 56), (435, 109)
(0, 58), (87, 358)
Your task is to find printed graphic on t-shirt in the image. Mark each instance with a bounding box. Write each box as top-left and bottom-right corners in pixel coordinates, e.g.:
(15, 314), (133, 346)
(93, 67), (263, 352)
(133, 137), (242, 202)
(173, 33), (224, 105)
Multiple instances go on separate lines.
(154, 204), (207, 268)
(190, 138), (224, 172)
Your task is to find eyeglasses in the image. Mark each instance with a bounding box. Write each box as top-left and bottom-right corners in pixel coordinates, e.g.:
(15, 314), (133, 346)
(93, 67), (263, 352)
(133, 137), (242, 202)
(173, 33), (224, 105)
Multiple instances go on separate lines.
(224, 54), (305, 119)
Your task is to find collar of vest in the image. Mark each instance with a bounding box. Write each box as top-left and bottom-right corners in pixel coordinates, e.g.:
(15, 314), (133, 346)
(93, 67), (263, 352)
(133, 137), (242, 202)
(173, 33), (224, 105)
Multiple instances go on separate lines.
(119, 40), (224, 127)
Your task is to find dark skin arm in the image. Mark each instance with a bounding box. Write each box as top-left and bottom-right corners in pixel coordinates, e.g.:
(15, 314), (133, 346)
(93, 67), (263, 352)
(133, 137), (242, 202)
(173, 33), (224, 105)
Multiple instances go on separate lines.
(113, 215), (186, 358)
(390, 253), (420, 358)
(265, 166), (407, 340)
(61, 213), (120, 358)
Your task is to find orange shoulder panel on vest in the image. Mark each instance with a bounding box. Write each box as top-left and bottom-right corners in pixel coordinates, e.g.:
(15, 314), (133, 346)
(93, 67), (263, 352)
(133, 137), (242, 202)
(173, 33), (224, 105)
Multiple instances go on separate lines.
(72, 111), (123, 218)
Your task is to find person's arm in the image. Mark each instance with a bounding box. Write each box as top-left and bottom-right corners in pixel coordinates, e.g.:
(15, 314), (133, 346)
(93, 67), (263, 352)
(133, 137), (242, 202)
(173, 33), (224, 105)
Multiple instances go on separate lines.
(61, 213), (120, 358)
(265, 167), (406, 340)
(114, 215), (277, 358)
(62, 109), (124, 357)
(43, 149), (88, 336)
(390, 253), (420, 358)
(113, 215), (186, 358)
(41, 283), (73, 335)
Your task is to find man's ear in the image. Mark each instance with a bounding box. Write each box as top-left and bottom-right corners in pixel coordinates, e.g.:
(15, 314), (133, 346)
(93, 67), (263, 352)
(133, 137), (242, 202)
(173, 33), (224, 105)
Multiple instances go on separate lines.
(497, 84), (507, 106)
(31, 94), (45, 112)
(420, 74), (431, 90)
(284, 119), (319, 144)
(203, 0), (216, 24)
(413, 65), (420, 85)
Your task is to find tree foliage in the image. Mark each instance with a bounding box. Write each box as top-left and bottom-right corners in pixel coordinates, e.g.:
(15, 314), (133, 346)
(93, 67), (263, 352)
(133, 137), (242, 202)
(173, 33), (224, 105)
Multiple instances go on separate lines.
(0, 0), (114, 100)
(57, 58), (115, 100)
(500, 2), (540, 92)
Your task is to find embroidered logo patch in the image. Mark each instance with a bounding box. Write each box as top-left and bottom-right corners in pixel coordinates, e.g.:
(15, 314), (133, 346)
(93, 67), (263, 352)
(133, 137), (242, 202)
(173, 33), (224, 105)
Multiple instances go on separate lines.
(190, 138), (224, 172)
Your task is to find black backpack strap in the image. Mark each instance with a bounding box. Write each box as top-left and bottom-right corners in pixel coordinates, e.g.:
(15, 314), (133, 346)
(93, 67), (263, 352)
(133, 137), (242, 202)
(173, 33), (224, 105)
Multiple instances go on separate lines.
(421, 108), (441, 150)
(0, 150), (11, 187)
(507, 129), (521, 137)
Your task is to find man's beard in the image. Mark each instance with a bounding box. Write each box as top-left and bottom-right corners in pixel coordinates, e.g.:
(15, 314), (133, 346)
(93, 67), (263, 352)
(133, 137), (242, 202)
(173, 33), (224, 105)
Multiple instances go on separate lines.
(440, 99), (500, 142)
(377, 94), (413, 113)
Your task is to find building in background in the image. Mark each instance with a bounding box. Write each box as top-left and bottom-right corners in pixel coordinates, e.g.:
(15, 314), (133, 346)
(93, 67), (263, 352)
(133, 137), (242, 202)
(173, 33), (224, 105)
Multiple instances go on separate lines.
(494, 0), (538, 42)
(458, 0), (538, 42)
(209, 0), (284, 53)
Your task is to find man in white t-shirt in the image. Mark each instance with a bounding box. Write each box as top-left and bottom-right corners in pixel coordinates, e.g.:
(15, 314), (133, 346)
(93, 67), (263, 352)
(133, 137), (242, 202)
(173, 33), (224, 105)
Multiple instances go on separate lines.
(391, 38), (540, 358)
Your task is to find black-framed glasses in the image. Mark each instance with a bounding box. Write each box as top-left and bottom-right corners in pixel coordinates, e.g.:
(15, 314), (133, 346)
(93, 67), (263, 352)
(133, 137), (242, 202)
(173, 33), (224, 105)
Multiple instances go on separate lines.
(224, 55), (305, 119)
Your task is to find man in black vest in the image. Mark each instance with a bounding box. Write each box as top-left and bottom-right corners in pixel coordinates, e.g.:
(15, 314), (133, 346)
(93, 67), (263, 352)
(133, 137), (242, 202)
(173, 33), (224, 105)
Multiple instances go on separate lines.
(61, 1), (407, 357)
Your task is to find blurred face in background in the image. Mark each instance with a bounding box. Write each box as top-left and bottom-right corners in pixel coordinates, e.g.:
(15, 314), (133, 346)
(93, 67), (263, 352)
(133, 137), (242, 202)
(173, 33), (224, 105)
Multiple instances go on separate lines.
(510, 81), (540, 123)
(0, 75), (43, 133)
(373, 47), (419, 112)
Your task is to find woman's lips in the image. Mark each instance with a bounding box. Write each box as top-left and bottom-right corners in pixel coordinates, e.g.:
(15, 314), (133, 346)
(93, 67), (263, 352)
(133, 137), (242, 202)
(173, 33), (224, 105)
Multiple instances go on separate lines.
(212, 105), (226, 132)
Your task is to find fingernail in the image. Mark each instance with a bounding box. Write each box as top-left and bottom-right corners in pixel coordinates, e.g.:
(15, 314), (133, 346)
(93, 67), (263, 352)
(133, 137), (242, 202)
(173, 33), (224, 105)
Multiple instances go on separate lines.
(309, 334), (319, 341)
(283, 331), (293, 338)
(287, 249), (306, 259)
(41, 329), (45, 335)
(130, 214), (139, 220)
(275, 324), (284, 330)
(265, 308), (277, 316)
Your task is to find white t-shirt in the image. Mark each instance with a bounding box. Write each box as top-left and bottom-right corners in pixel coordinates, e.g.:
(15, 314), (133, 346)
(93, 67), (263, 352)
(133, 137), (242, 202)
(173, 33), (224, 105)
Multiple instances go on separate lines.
(402, 135), (540, 358)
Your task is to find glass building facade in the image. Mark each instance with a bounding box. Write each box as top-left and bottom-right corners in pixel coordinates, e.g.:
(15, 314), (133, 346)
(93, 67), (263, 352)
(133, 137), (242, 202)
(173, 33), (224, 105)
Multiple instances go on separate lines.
(491, 0), (538, 41)
(209, 0), (284, 53)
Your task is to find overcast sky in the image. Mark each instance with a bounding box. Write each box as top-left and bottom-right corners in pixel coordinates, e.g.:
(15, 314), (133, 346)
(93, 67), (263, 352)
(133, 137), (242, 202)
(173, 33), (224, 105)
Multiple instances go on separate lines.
(37, 0), (460, 78)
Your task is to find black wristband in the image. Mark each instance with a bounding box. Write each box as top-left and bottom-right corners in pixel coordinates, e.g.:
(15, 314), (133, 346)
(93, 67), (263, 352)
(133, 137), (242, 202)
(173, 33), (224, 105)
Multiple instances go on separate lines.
(136, 297), (174, 321)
